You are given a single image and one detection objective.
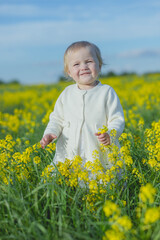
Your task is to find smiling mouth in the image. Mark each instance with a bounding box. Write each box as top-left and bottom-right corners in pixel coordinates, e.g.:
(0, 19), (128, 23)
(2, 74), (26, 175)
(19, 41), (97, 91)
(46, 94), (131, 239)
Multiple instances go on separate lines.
(80, 72), (90, 76)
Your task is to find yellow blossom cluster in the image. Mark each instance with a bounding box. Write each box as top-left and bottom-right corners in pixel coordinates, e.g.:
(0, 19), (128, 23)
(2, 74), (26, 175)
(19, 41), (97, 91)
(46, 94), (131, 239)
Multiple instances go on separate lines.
(97, 125), (109, 134)
(101, 74), (160, 121)
(143, 207), (160, 225)
(143, 120), (160, 171)
(139, 183), (156, 204)
(40, 149), (123, 211)
(0, 74), (160, 239)
(103, 183), (159, 240)
(103, 200), (132, 240)
(1, 74), (159, 141)
(0, 134), (55, 184)
(119, 132), (146, 184)
(136, 183), (160, 229)
(41, 164), (55, 183)
(0, 84), (63, 136)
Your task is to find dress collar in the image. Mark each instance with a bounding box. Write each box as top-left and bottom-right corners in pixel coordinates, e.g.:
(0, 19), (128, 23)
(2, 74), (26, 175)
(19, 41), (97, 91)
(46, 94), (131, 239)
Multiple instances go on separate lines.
(74, 81), (102, 95)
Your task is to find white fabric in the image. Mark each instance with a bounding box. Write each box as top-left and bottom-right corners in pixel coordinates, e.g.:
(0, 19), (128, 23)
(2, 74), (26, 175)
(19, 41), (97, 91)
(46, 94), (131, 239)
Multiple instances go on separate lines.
(43, 81), (125, 166)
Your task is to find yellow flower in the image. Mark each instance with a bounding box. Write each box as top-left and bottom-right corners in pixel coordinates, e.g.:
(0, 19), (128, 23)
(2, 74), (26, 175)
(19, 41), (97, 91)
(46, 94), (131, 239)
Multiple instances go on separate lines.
(16, 138), (21, 145)
(148, 158), (158, 169)
(103, 200), (120, 218)
(97, 125), (108, 134)
(119, 133), (128, 141)
(33, 156), (41, 164)
(103, 229), (125, 240)
(144, 207), (160, 225)
(78, 171), (89, 183)
(45, 142), (56, 153)
(121, 200), (126, 207)
(116, 215), (132, 231)
(5, 134), (13, 141)
(41, 165), (55, 181)
(139, 183), (156, 204)
(116, 160), (123, 168)
(25, 140), (30, 145)
(138, 118), (144, 128)
(89, 180), (98, 194)
(132, 168), (143, 183)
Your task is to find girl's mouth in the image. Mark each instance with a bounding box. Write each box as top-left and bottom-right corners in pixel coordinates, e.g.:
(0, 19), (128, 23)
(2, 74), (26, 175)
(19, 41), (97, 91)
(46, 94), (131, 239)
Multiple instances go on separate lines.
(80, 72), (90, 76)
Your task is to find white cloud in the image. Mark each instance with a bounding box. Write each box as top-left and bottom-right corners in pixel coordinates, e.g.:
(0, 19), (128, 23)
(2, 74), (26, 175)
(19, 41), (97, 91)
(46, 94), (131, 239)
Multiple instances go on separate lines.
(0, 1), (160, 50)
(0, 12), (160, 48)
(0, 3), (109, 19)
(118, 49), (160, 58)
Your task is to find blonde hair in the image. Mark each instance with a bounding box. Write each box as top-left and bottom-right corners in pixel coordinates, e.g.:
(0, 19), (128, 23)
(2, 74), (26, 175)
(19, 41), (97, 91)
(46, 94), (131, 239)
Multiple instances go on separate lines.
(64, 41), (104, 76)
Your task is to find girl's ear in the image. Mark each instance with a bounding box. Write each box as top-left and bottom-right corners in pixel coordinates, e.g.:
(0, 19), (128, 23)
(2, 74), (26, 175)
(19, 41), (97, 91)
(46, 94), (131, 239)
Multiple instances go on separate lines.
(67, 71), (72, 78)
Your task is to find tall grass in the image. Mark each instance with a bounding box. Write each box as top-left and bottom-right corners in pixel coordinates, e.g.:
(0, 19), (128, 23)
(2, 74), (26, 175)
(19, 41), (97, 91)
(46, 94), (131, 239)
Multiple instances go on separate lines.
(0, 74), (160, 239)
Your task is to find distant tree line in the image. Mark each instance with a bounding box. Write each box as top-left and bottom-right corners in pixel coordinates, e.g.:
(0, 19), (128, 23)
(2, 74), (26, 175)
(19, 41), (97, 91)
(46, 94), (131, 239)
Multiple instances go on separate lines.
(0, 71), (159, 85)
(99, 71), (137, 78)
(58, 71), (137, 82)
(0, 79), (20, 85)
(58, 71), (160, 82)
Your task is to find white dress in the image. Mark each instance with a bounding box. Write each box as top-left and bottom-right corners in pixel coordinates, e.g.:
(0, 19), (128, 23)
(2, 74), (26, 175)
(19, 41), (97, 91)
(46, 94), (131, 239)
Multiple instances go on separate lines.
(43, 81), (125, 167)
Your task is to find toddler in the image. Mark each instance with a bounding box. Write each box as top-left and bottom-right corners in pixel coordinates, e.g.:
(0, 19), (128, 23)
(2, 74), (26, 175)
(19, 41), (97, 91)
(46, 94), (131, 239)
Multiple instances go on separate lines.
(40, 41), (125, 168)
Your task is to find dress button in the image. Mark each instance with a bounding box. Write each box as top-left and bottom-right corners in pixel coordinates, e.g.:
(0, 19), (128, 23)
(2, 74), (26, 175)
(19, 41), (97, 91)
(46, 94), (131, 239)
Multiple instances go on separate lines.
(67, 122), (70, 127)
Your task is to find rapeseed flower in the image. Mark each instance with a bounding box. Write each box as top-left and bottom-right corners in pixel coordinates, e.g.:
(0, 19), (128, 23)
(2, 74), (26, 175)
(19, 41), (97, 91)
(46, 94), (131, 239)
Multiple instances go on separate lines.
(33, 156), (41, 164)
(103, 200), (120, 218)
(144, 207), (160, 225)
(116, 215), (132, 231)
(139, 183), (156, 204)
(103, 229), (125, 240)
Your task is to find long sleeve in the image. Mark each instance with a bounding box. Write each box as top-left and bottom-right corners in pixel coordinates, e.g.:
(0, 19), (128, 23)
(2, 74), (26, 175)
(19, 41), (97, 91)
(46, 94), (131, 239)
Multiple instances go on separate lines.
(43, 93), (64, 138)
(106, 87), (125, 138)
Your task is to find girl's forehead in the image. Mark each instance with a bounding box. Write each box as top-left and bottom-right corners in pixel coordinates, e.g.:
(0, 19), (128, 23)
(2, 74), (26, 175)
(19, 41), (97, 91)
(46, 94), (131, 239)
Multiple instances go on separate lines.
(68, 46), (96, 60)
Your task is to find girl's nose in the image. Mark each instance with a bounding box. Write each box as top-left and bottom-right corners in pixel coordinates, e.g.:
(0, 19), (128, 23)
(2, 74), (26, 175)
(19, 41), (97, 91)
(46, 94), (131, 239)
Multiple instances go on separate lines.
(81, 63), (88, 70)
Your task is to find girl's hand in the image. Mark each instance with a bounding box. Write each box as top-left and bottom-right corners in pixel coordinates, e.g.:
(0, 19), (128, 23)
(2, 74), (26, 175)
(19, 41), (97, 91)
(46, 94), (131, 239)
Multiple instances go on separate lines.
(95, 132), (111, 146)
(40, 134), (57, 149)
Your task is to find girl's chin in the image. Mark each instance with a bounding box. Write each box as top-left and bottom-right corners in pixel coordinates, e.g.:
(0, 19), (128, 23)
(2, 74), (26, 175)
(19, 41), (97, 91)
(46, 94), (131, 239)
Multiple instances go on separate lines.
(77, 80), (97, 88)
(79, 76), (95, 82)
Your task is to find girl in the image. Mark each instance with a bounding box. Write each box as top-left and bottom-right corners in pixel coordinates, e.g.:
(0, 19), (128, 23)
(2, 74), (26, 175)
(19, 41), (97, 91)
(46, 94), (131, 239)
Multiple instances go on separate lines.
(40, 41), (125, 167)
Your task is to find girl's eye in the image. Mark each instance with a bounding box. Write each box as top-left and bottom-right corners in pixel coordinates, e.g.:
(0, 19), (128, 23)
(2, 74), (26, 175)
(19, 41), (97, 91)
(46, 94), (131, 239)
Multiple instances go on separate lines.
(73, 63), (79, 67)
(87, 60), (92, 63)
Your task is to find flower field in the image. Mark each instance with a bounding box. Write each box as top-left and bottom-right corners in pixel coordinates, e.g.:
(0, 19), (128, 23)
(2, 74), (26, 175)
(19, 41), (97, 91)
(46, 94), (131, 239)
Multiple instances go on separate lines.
(0, 73), (160, 240)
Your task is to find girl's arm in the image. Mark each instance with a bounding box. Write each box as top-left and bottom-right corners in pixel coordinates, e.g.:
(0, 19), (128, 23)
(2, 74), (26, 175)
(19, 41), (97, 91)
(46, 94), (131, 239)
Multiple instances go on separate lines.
(43, 93), (64, 139)
(95, 132), (111, 146)
(40, 133), (57, 149)
(106, 87), (125, 139)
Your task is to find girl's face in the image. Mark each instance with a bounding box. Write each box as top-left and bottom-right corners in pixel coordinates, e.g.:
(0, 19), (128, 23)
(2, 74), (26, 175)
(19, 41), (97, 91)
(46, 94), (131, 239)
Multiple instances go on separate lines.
(67, 46), (100, 90)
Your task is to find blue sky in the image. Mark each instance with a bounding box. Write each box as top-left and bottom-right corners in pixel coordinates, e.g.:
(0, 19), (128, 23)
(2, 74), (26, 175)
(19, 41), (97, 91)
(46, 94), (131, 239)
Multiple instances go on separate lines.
(0, 0), (160, 84)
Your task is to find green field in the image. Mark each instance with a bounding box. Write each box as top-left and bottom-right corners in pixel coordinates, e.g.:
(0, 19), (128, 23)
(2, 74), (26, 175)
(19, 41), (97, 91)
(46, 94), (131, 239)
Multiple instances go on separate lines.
(0, 74), (160, 240)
